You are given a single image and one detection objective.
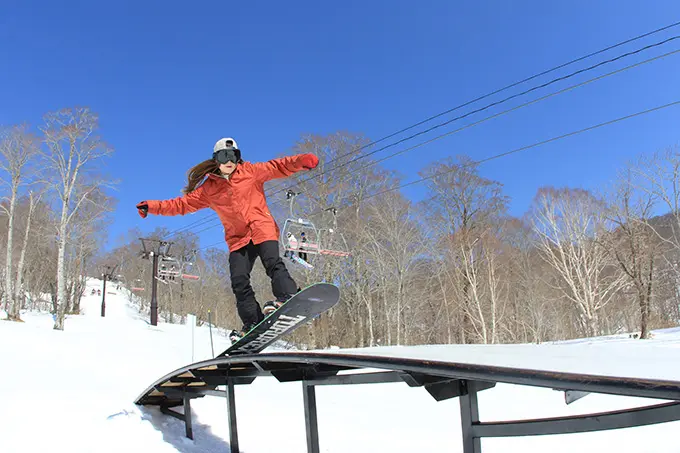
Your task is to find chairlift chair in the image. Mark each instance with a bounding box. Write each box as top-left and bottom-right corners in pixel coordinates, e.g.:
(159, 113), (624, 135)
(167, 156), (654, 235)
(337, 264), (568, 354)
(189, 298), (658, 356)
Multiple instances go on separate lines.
(131, 278), (145, 292)
(280, 192), (350, 269)
(281, 190), (321, 258)
(157, 255), (182, 283)
(180, 249), (201, 281)
(317, 207), (351, 257)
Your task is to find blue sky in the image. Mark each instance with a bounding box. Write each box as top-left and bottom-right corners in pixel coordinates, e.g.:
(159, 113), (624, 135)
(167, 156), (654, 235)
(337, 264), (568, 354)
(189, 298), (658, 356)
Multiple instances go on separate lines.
(2, 1), (680, 252)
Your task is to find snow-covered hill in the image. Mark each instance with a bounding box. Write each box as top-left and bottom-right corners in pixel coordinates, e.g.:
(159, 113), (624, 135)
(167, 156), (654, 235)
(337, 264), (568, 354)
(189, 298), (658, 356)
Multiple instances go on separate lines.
(0, 278), (678, 452)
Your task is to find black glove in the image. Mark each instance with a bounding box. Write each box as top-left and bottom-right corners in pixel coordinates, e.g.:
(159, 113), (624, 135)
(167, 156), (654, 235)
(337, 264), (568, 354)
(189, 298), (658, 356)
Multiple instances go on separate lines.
(136, 202), (149, 218)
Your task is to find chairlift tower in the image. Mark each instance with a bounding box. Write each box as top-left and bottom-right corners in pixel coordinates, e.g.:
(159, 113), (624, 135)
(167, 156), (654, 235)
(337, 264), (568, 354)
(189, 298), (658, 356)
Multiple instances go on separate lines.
(139, 238), (174, 326)
(100, 264), (118, 318)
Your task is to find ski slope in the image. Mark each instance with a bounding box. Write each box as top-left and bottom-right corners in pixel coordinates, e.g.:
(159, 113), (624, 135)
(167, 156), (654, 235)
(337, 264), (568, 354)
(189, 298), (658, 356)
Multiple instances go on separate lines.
(0, 279), (679, 452)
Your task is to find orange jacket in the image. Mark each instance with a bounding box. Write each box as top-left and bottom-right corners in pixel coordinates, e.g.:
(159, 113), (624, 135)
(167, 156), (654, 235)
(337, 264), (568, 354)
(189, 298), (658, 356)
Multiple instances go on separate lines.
(146, 154), (316, 251)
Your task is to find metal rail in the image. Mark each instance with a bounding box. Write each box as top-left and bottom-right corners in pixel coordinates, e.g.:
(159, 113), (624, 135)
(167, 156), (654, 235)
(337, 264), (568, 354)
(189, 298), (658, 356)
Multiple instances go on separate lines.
(136, 351), (680, 452)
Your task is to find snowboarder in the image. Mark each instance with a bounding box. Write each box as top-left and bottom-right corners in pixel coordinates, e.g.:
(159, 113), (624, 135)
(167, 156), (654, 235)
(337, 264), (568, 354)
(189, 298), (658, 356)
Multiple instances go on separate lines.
(135, 137), (319, 341)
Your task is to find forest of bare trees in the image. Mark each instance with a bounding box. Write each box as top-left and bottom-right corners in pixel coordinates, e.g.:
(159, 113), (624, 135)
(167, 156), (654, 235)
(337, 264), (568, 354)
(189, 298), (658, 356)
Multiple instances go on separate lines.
(0, 107), (115, 329)
(1, 110), (679, 347)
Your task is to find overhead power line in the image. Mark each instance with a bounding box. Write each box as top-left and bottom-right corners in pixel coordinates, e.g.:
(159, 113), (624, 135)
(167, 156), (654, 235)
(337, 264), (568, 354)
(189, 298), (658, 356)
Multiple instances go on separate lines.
(199, 240), (226, 251)
(266, 35), (680, 199)
(338, 100), (680, 209)
(164, 214), (219, 239)
(282, 47), (680, 202)
(263, 20), (680, 196)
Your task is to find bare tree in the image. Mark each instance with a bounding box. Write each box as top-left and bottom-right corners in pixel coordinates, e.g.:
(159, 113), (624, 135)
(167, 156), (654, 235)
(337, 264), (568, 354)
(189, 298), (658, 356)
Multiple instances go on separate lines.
(69, 186), (115, 314)
(531, 187), (625, 337)
(421, 156), (508, 344)
(634, 147), (680, 249)
(0, 124), (40, 320)
(12, 191), (43, 318)
(633, 148), (680, 314)
(17, 196), (55, 312)
(40, 107), (114, 330)
(604, 165), (668, 339)
(503, 218), (565, 343)
(361, 191), (426, 345)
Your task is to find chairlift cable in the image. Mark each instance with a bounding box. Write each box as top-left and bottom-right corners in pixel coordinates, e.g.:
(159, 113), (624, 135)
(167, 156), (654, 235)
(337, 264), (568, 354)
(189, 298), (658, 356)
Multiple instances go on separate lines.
(275, 46), (680, 208)
(305, 99), (680, 216)
(265, 34), (680, 200)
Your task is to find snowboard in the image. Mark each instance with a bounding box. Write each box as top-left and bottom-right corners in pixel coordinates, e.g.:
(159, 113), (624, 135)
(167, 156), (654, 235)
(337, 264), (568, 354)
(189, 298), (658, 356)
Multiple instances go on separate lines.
(285, 252), (314, 270)
(219, 282), (340, 356)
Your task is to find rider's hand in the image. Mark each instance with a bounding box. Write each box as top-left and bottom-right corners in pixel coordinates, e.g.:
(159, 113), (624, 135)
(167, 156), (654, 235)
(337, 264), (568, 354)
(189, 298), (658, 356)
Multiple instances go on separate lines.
(300, 153), (319, 170)
(136, 202), (149, 218)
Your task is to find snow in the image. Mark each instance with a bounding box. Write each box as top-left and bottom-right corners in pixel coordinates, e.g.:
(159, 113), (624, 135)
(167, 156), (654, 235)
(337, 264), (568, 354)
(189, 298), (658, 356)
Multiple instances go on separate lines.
(312, 337), (680, 382)
(0, 278), (679, 452)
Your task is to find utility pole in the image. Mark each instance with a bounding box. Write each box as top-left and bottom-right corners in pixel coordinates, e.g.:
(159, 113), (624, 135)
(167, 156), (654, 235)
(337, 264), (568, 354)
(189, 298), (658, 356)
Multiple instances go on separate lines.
(139, 238), (172, 326)
(150, 251), (159, 325)
(101, 273), (107, 317)
(100, 264), (117, 317)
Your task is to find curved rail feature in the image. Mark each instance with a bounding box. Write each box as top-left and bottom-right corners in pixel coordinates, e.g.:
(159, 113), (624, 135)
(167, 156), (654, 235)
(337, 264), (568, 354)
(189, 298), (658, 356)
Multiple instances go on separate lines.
(136, 346), (680, 453)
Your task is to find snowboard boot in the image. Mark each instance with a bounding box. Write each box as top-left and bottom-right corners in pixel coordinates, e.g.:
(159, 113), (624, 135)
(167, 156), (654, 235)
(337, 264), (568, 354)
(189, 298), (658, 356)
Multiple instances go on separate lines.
(263, 287), (303, 316)
(229, 322), (256, 343)
(262, 291), (299, 316)
(228, 330), (241, 343)
(262, 300), (284, 316)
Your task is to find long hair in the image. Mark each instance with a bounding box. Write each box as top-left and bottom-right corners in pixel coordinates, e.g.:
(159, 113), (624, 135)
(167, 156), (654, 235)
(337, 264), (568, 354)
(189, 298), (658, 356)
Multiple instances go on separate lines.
(183, 159), (221, 194)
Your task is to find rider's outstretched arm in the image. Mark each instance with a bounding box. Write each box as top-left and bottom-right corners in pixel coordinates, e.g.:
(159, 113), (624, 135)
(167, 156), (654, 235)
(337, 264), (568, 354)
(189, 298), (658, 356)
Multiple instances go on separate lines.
(252, 153), (319, 183)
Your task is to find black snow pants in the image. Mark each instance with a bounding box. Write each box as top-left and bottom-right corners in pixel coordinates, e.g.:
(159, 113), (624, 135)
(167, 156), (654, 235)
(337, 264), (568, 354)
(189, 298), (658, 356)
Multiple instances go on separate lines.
(229, 240), (299, 327)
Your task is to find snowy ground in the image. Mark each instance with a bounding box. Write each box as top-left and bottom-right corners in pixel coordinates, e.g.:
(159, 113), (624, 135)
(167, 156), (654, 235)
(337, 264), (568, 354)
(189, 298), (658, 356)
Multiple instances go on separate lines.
(1, 279), (679, 452)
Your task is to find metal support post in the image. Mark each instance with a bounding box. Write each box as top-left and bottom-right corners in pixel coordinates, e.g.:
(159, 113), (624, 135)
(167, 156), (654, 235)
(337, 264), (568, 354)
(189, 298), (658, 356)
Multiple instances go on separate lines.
(184, 394), (193, 439)
(139, 238), (169, 327)
(303, 382), (320, 453)
(150, 252), (159, 326)
(459, 380), (481, 453)
(226, 377), (240, 453)
(208, 310), (215, 357)
(160, 394), (194, 440)
(100, 272), (107, 317)
(100, 264), (117, 317)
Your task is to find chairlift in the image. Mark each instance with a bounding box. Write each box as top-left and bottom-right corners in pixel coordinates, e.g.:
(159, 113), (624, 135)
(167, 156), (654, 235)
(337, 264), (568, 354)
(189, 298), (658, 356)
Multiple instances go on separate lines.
(157, 255), (182, 283)
(180, 249), (201, 281)
(280, 191), (350, 269)
(317, 207), (350, 258)
(131, 278), (145, 292)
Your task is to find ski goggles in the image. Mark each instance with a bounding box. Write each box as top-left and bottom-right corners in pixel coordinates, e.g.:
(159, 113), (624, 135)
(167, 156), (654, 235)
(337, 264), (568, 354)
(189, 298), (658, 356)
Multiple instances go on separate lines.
(213, 147), (239, 164)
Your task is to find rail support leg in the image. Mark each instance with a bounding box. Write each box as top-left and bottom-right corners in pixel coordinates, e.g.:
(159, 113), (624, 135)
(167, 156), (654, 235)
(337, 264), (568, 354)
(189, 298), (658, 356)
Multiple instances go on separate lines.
(183, 394), (194, 440)
(159, 394), (194, 440)
(303, 382), (320, 453)
(226, 377), (240, 453)
(459, 380), (481, 453)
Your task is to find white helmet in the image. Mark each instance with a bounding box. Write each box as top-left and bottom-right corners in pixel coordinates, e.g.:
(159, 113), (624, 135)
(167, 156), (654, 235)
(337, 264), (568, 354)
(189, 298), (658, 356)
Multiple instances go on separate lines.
(212, 137), (241, 163)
